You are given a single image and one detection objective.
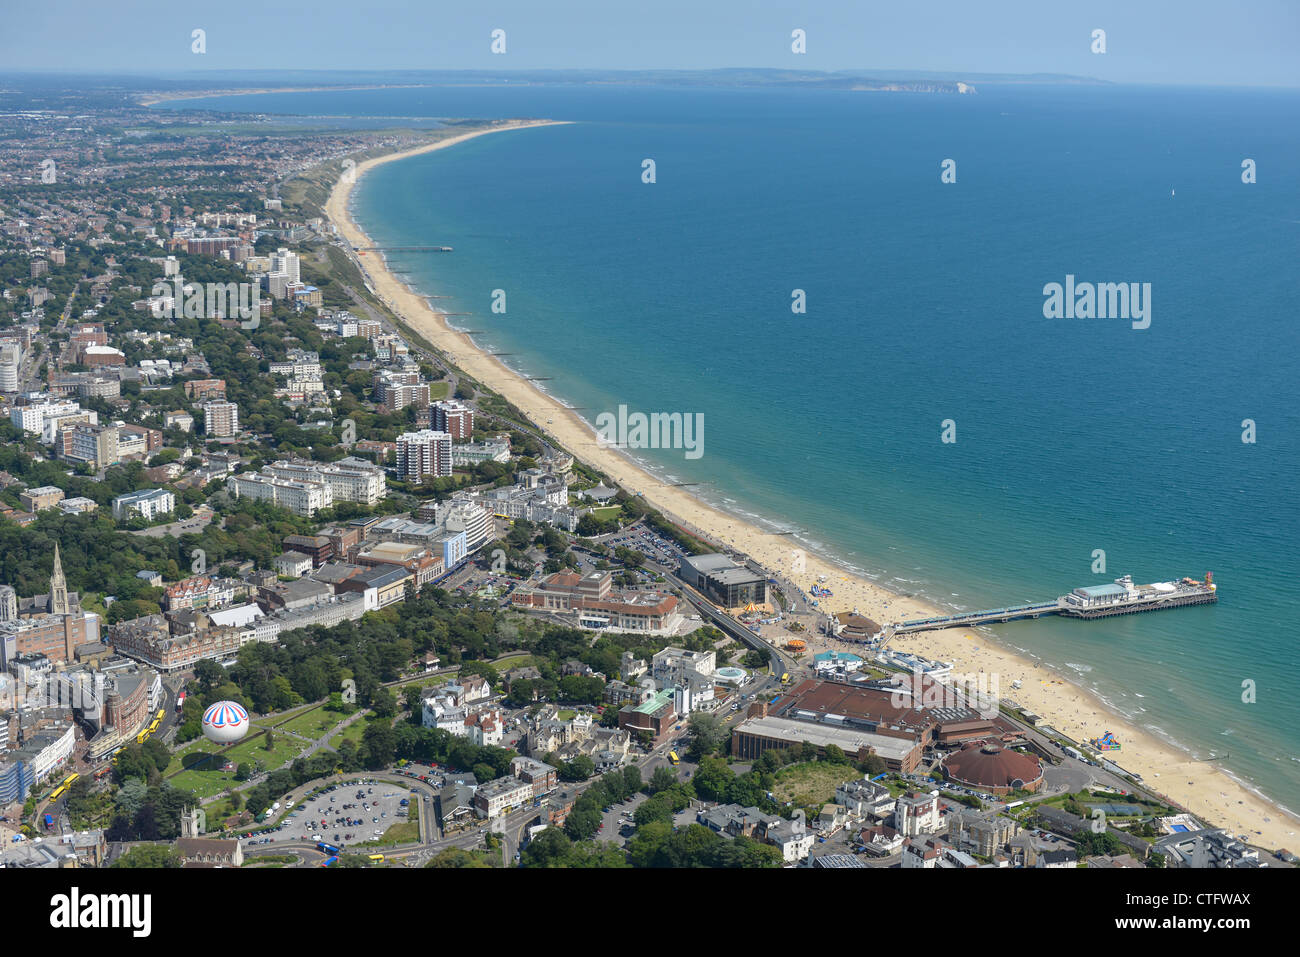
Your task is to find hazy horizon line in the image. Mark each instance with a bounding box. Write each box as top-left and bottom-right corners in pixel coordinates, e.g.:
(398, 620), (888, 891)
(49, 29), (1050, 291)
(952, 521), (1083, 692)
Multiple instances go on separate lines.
(4, 67), (1299, 92)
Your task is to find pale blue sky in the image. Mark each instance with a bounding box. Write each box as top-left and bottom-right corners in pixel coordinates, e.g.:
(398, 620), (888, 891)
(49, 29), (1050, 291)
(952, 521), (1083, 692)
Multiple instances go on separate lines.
(1, 0), (1296, 86)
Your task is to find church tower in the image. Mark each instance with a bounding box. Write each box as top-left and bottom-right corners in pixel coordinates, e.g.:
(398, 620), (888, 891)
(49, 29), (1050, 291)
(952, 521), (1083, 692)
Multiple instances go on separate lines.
(181, 806), (206, 838)
(49, 543), (69, 617)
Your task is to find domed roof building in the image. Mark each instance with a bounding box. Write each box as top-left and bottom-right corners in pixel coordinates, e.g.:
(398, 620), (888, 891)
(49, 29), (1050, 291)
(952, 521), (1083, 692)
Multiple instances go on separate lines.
(831, 611), (881, 642)
(942, 740), (1044, 796)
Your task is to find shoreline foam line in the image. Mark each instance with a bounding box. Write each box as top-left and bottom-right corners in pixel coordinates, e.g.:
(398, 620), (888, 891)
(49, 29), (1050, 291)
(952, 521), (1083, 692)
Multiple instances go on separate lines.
(322, 118), (1300, 851)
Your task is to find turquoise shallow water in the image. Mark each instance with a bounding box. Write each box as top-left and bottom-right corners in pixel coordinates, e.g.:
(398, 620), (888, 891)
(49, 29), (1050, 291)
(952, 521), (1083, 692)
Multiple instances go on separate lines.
(160, 83), (1300, 818)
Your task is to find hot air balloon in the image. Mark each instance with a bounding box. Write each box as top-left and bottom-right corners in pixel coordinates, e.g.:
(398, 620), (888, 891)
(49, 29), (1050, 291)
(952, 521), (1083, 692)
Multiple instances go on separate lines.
(202, 701), (250, 744)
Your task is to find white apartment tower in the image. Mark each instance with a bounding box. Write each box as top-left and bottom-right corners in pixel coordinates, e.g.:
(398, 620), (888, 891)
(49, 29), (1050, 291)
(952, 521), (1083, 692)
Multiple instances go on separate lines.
(396, 430), (453, 481)
(270, 248), (300, 283)
(203, 400), (240, 437)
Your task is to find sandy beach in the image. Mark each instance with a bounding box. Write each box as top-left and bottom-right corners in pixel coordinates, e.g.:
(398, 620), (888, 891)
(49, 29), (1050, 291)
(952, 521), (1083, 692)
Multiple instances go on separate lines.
(323, 120), (1300, 854)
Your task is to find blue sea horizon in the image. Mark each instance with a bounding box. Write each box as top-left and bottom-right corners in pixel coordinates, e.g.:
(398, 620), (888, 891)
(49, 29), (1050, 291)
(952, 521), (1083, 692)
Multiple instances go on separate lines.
(158, 80), (1300, 820)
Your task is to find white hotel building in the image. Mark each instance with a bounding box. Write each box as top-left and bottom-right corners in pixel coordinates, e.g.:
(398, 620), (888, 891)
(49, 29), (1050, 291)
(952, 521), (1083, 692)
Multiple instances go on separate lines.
(264, 458), (387, 506)
(227, 472), (332, 516)
(10, 399), (86, 435)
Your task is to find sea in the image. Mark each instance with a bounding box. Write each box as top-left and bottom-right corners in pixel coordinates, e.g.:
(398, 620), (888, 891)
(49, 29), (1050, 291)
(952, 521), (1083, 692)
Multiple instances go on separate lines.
(155, 81), (1300, 822)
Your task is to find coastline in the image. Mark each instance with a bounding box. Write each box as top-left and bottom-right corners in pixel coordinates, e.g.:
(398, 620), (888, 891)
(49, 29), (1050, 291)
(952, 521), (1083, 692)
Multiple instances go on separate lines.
(322, 121), (1300, 852)
(136, 84), (435, 107)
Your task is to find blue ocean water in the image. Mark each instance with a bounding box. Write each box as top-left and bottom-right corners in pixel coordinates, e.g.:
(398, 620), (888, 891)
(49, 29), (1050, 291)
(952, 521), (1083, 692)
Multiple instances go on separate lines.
(159, 83), (1300, 817)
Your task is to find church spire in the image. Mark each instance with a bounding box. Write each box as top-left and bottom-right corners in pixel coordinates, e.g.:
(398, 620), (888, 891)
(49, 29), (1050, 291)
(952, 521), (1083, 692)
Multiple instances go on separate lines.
(50, 542), (69, 617)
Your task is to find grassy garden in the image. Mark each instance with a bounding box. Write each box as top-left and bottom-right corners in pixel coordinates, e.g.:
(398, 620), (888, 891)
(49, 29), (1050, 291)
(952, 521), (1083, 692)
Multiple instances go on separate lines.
(165, 730), (308, 801)
(771, 761), (861, 810)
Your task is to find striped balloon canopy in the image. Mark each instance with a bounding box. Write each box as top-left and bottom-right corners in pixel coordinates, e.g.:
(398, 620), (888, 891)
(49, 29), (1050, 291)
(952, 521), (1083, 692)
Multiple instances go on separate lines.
(201, 700), (250, 743)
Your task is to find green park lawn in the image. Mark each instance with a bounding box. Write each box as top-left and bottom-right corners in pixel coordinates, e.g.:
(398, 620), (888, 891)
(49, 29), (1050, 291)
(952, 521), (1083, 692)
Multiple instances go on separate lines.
(328, 715), (372, 750)
(273, 706), (346, 741)
(165, 730), (308, 800)
(491, 652), (537, 668)
(771, 761), (861, 809)
(251, 702), (316, 729)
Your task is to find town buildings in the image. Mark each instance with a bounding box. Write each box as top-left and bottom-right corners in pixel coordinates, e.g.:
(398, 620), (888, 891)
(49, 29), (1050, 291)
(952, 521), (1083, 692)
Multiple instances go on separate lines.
(0, 548), (100, 665)
(696, 803), (815, 863)
(473, 776), (533, 820)
(617, 687), (676, 743)
(834, 775), (896, 820)
(59, 422), (119, 469)
(20, 486), (65, 512)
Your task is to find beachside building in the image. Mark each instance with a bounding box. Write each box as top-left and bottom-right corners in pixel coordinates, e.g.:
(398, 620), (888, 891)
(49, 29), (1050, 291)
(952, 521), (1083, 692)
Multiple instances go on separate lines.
(429, 399), (474, 440)
(1153, 829), (1262, 869)
(511, 571), (681, 634)
(678, 554), (767, 608)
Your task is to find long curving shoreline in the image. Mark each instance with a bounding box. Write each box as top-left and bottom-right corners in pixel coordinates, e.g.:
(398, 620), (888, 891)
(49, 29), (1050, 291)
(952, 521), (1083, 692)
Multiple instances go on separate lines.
(322, 119), (1300, 853)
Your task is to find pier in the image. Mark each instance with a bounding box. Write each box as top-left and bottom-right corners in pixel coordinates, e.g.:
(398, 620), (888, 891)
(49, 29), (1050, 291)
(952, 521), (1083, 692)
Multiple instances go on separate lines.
(882, 574), (1217, 640)
(889, 601), (1061, 636)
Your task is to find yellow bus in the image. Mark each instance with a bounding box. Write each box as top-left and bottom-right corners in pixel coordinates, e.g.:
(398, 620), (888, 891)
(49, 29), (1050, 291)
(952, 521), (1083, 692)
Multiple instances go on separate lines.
(667, 751), (679, 765)
(62, 772), (79, 787)
(780, 672), (790, 685)
(50, 784), (69, 800)
(136, 728), (151, 744)
(368, 853), (386, 862)
(156, 708), (166, 722)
